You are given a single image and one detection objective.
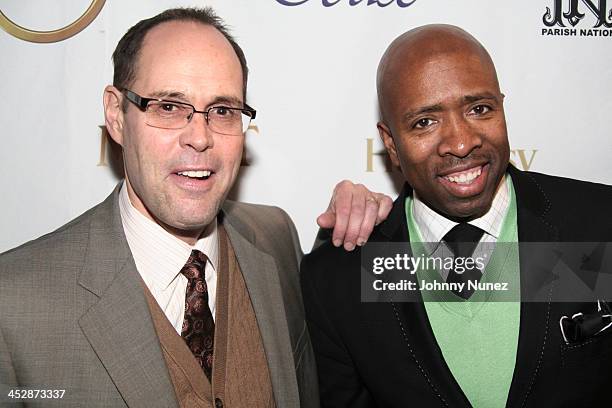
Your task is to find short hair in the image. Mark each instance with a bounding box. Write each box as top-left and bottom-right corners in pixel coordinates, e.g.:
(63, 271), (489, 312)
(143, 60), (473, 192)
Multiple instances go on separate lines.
(112, 7), (248, 103)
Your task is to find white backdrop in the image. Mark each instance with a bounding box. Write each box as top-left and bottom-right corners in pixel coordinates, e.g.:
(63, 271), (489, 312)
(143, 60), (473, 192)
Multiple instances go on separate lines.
(1, 0), (611, 253)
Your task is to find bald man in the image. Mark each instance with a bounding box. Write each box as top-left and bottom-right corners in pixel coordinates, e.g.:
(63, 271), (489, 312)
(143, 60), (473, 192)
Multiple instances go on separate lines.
(301, 25), (612, 407)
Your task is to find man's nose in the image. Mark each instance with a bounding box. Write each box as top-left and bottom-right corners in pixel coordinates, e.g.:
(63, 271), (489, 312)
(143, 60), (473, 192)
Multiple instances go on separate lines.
(437, 113), (482, 157)
(178, 112), (214, 152)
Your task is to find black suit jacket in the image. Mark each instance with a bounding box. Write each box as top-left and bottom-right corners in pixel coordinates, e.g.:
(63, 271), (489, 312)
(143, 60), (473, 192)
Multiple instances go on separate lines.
(301, 166), (612, 407)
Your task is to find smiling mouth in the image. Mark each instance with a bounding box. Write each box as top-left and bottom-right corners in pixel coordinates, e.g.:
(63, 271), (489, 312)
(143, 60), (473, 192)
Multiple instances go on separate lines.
(176, 170), (213, 180)
(442, 165), (483, 185)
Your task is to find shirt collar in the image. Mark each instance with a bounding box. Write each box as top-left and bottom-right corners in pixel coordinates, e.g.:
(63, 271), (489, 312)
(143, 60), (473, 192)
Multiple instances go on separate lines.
(412, 175), (510, 253)
(118, 182), (219, 291)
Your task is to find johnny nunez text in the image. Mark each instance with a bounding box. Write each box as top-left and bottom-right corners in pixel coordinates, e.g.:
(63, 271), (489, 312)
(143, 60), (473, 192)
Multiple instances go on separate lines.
(373, 280), (509, 292)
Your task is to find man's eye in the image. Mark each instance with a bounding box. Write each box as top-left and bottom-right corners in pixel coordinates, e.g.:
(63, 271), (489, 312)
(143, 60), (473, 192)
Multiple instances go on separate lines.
(470, 105), (491, 115)
(414, 118), (436, 129)
(211, 107), (236, 117)
(160, 103), (179, 112)
(149, 102), (183, 114)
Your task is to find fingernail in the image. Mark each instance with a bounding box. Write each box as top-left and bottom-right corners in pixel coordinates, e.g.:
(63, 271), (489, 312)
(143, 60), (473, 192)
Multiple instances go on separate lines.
(357, 238), (366, 246)
(345, 242), (356, 251)
(333, 239), (342, 247)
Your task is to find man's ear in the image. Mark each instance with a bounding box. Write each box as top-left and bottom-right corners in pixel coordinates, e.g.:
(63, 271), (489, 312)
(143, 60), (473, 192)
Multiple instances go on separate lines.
(103, 85), (125, 146)
(377, 121), (401, 168)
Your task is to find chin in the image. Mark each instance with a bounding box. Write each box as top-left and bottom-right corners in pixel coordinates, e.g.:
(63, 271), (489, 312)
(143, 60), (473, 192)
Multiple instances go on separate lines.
(176, 214), (217, 230)
(159, 207), (217, 232)
(451, 202), (492, 221)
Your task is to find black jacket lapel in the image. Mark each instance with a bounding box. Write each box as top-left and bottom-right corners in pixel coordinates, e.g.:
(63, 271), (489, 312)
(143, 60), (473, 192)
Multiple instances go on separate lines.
(505, 166), (559, 408)
(370, 185), (472, 407)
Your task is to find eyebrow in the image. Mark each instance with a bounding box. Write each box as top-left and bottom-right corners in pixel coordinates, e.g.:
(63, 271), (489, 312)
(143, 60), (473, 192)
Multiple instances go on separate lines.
(463, 92), (500, 104)
(148, 90), (188, 100)
(147, 91), (244, 108)
(207, 95), (244, 108)
(402, 104), (444, 124)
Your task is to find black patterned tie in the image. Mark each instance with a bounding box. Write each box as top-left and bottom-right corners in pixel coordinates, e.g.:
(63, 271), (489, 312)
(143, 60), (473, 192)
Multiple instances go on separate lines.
(443, 223), (485, 299)
(180, 250), (215, 380)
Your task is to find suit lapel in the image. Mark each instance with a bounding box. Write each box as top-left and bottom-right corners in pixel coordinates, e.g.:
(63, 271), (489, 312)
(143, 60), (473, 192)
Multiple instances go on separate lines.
(220, 210), (301, 408)
(505, 167), (559, 408)
(77, 187), (178, 408)
(367, 187), (472, 407)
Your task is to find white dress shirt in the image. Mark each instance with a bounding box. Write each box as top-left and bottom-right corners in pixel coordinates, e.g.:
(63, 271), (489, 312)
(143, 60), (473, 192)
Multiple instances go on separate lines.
(412, 175), (511, 280)
(118, 182), (219, 334)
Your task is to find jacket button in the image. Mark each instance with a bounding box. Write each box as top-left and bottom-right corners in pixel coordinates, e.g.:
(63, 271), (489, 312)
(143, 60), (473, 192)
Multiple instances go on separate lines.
(214, 398), (223, 408)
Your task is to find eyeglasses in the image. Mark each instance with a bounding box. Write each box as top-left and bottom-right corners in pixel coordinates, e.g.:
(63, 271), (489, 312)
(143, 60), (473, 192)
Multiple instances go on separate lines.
(121, 89), (256, 136)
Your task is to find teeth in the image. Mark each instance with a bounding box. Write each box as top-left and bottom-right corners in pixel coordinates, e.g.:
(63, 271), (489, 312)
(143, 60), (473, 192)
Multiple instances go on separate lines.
(444, 167), (481, 184)
(177, 170), (211, 178)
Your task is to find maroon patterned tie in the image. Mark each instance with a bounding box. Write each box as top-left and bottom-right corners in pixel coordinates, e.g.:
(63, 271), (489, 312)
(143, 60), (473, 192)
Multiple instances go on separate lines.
(180, 250), (215, 380)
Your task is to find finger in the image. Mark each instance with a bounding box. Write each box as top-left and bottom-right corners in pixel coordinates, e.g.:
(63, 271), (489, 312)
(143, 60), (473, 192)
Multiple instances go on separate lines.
(356, 197), (379, 246)
(330, 182), (353, 247)
(375, 193), (394, 225)
(342, 186), (368, 251)
(316, 212), (336, 229)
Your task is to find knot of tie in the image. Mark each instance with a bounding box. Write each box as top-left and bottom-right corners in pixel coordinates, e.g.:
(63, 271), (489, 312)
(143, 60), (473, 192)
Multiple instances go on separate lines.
(181, 250), (207, 280)
(443, 223), (485, 258)
(443, 223), (485, 300)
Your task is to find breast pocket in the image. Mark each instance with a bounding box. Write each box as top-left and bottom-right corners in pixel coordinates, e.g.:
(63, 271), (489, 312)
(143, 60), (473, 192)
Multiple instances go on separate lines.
(560, 327), (612, 370)
(556, 330), (612, 406)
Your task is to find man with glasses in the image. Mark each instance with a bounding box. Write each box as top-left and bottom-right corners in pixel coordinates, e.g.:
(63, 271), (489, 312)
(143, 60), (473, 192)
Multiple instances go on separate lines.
(0, 7), (391, 407)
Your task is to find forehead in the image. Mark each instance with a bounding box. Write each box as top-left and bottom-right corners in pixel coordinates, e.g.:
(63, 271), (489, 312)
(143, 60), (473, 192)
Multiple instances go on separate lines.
(132, 21), (243, 98)
(391, 50), (500, 109)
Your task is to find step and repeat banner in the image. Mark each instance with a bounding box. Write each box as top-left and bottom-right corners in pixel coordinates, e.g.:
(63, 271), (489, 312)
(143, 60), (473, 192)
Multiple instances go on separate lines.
(1, 0), (611, 252)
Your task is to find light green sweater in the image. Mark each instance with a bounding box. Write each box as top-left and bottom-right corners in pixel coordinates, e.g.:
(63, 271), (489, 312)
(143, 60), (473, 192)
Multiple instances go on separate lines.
(405, 181), (521, 407)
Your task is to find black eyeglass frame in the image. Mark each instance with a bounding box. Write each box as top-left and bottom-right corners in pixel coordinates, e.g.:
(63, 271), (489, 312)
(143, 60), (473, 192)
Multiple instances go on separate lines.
(120, 88), (256, 129)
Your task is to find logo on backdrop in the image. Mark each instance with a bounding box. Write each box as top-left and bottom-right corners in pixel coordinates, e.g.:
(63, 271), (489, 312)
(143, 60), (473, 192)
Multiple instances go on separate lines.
(276, 0), (416, 8)
(0, 0), (106, 43)
(542, 0), (612, 37)
(365, 138), (538, 172)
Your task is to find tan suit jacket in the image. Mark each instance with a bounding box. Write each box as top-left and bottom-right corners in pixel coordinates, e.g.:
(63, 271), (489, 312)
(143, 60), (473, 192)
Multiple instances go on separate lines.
(0, 185), (318, 407)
